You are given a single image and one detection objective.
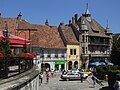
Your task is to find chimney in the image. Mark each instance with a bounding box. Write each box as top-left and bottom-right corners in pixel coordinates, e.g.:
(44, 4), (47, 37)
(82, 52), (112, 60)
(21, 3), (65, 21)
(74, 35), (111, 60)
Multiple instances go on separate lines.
(17, 12), (22, 21)
(60, 22), (64, 25)
(45, 19), (49, 26)
(0, 13), (1, 18)
(69, 20), (71, 24)
(74, 14), (78, 23)
(72, 16), (75, 24)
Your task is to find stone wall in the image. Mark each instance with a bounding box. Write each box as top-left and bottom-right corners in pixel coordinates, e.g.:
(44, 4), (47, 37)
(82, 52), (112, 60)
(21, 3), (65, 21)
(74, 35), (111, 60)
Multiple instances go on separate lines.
(0, 66), (39, 90)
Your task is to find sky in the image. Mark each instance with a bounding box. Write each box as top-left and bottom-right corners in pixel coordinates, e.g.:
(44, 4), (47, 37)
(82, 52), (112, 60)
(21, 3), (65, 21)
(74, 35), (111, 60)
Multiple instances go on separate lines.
(0, 0), (120, 34)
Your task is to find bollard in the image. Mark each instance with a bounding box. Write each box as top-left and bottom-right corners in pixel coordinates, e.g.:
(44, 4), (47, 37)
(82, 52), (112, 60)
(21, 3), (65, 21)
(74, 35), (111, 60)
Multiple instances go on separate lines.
(106, 74), (108, 81)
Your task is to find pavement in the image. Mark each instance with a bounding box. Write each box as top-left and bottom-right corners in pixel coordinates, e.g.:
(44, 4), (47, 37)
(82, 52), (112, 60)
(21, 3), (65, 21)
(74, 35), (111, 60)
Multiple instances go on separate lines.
(39, 71), (113, 90)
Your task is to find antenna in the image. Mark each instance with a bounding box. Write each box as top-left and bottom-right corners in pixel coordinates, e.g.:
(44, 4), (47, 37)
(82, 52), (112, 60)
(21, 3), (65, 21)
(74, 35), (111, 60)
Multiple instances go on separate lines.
(0, 13), (1, 18)
(86, 3), (88, 9)
(107, 19), (109, 25)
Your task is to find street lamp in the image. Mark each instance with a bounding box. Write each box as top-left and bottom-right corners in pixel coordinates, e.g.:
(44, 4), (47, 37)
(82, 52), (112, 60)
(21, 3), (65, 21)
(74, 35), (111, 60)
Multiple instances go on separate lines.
(3, 24), (9, 78)
(18, 31), (27, 53)
(41, 48), (44, 73)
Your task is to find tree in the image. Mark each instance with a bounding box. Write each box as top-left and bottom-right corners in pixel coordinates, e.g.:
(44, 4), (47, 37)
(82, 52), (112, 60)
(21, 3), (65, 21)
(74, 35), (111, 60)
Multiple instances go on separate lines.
(0, 37), (11, 57)
(111, 39), (120, 65)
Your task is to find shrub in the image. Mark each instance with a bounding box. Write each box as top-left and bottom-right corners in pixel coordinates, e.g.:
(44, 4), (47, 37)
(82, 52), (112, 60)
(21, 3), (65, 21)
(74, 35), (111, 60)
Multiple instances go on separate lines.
(16, 52), (36, 58)
(108, 70), (120, 88)
(96, 66), (107, 80)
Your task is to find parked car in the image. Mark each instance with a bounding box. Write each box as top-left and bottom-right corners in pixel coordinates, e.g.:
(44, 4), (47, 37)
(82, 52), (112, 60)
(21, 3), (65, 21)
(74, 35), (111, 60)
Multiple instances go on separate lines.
(61, 71), (88, 81)
(61, 72), (81, 81)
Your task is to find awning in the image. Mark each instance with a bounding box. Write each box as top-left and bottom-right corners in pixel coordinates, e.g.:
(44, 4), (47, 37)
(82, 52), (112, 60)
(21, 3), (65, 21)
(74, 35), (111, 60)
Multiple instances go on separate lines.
(9, 34), (31, 45)
(0, 31), (31, 47)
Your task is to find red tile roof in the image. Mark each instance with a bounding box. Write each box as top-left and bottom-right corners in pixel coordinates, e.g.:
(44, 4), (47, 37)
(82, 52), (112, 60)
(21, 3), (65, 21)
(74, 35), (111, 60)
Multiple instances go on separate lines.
(59, 25), (79, 45)
(17, 19), (37, 30)
(31, 25), (65, 49)
(0, 18), (17, 34)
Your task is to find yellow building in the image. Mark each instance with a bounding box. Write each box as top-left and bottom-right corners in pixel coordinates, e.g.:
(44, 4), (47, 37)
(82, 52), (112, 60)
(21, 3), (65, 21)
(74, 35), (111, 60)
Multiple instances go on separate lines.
(67, 44), (81, 70)
(58, 24), (81, 70)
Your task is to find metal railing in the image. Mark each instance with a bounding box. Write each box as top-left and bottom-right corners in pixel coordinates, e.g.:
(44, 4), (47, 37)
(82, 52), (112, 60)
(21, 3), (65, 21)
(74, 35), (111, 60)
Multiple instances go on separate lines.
(0, 57), (33, 79)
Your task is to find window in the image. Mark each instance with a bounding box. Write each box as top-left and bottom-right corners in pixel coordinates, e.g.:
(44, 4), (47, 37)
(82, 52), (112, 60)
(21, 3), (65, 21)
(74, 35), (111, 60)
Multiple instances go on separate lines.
(86, 47), (87, 54)
(55, 54), (58, 58)
(82, 47), (85, 54)
(55, 50), (58, 58)
(82, 35), (84, 42)
(47, 50), (51, 58)
(70, 49), (73, 55)
(86, 36), (87, 42)
(61, 55), (64, 58)
(70, 49), (76, 55)
(74, 49), (76, 55)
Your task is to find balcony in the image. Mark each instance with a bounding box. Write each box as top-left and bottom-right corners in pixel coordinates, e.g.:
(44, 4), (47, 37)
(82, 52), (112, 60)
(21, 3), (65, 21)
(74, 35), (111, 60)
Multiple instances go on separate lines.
(88, 41), (110, 46)
(90, 54), (110, 58)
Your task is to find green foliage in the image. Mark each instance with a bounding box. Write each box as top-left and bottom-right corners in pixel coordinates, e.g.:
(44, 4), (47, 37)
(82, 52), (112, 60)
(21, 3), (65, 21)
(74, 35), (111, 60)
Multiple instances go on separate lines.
(96, 65), (120, 82)
(111, 39), (120, 65)
(96, 66), (107, 80)
(108, 70), (120, 88)
(0, 38), (12, 56)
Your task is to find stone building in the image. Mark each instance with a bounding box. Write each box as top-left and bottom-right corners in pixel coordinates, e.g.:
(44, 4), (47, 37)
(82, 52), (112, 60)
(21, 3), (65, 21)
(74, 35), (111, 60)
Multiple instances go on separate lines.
(70, 5), (112, 69)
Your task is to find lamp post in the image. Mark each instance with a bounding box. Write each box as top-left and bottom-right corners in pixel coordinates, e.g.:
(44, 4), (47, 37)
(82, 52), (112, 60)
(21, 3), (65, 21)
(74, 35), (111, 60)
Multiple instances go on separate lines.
(18, 31), (27, 53)
(3, 24), (9, 78)
(41, 48), (44, 73)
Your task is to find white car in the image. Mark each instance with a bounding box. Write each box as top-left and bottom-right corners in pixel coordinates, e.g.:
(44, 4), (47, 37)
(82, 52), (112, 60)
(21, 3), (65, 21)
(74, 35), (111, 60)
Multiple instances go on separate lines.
(61, 72), (81, 81)
(61, 71), (88, 81)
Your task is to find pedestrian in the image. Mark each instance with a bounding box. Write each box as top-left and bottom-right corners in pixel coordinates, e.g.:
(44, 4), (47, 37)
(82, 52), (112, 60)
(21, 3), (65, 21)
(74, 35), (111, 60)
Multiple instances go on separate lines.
(62, 69), (65, 74)
(46, 73), (49, 83)
(91, 75), (96, 88)
(51, 69), (54, 77)
(80, 73), (84, 83)
(39, 72), (43, 83)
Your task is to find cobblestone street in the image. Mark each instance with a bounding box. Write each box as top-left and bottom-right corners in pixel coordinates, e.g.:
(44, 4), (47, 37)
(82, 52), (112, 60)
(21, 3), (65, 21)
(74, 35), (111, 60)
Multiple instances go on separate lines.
(39, 72), (112, 90)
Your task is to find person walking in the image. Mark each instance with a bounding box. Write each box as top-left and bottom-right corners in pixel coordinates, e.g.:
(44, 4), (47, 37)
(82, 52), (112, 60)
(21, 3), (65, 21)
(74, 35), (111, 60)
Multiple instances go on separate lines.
(80, 72), (84, 83)
(91, 75), (96, 88)
(46, 73), (49, 83)
(40, 73), (43, 83)
(51, 69), (54, 77)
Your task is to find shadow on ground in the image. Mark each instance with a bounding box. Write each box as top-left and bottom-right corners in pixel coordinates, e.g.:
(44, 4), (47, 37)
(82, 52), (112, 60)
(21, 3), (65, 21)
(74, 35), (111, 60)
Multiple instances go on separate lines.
(99, 86), (114, 90)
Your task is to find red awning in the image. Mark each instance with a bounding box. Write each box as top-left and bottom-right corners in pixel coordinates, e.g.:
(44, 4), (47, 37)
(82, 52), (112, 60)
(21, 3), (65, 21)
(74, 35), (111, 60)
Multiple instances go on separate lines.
(9, 34), (31, 45)
(0, 31), (31, 47)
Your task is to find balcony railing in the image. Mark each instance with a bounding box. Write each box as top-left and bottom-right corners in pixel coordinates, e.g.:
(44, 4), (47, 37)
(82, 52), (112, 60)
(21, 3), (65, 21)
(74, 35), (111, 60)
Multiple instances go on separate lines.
(88, 41), (110, 46)
(0, 57), (33, 79)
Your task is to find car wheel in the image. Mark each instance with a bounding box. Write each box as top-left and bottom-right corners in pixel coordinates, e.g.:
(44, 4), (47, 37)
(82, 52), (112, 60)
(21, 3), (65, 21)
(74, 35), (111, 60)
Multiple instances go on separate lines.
(66, 78), (69, 81)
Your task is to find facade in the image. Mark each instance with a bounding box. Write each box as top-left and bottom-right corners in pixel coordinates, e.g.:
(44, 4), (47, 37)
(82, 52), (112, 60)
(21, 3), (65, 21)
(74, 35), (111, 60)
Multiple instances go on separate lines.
(0, 8), (113, 71)
(31, 22), (67, 71)
(70, 6), (112, 69)
(58, 25), (81, 70)
(66, 45), (80, 70)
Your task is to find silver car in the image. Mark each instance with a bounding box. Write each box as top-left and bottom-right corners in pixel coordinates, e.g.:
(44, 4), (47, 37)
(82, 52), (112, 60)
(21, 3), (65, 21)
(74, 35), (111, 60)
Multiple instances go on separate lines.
(61, 72), (81, 81)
